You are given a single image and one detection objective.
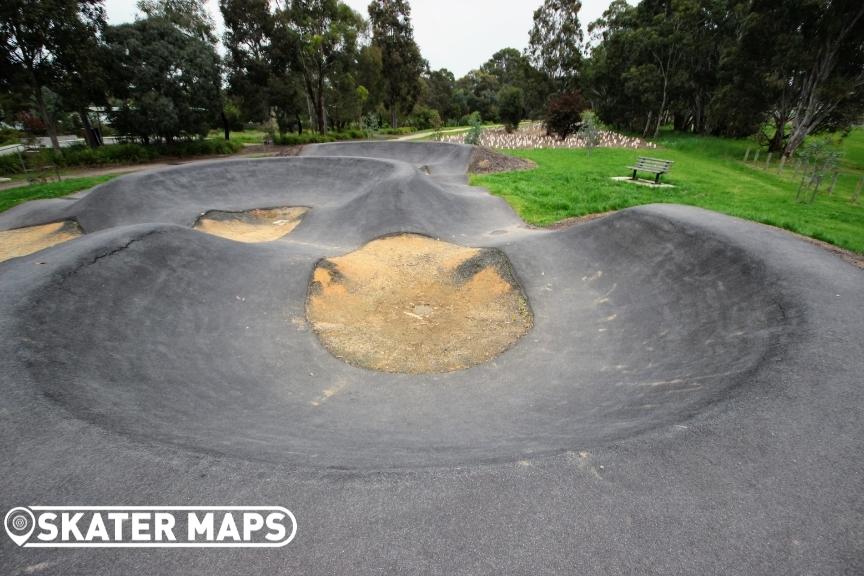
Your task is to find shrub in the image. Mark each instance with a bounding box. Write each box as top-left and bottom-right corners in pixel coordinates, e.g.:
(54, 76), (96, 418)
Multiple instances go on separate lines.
(0, 140), (243, 176)
(379, 127), (415, 136)
(545, 91), (589, 140)
(497, 86), (525, 133)
(272, 130), (367, 146)
(464, 114), (484, 146)
(0, 154), (23, 175)
(409, 107), (443, 131)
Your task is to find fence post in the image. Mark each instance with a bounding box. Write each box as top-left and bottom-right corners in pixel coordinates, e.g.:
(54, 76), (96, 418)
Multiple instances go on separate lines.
(765, 152), (772, 169)
(753, 149), (760, 164)
(778, 155), (786, 174)
(852, 176), (863, 204)
(743, 147), (751, 162)
(827, 171), (839, 196)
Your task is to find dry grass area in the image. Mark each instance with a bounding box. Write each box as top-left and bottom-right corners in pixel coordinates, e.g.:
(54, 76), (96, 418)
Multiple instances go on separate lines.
(306, 234), (533, 374)
(194, 207), (308, 243)
(0, 221), (82, 262)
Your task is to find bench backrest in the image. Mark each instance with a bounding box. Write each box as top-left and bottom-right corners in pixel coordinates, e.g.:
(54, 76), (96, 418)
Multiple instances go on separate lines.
(634, 157), (674, 172)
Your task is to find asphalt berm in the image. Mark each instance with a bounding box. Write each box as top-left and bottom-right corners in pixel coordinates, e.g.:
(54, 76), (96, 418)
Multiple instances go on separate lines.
(0, 142), (861, 574)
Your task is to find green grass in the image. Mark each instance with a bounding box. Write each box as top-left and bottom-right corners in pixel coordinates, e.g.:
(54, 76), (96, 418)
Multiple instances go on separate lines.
(471, 129), (864, 254)
(0, 175), (118, 213)
(207, 129), (268, 145)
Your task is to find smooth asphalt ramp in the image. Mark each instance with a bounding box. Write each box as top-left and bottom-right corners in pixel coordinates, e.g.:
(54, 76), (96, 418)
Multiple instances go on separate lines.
(0, 142), (862, 574)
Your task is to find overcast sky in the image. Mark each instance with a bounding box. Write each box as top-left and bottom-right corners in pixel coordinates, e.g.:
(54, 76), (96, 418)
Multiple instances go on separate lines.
(103, 0), (618, 77)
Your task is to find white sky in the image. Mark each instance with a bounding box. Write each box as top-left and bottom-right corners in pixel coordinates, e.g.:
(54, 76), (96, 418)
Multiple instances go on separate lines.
(103, 0), (618, 77)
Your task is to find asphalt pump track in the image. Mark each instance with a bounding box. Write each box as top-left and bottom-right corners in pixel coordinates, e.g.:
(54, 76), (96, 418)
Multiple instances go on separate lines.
(0, 142), (861, 574)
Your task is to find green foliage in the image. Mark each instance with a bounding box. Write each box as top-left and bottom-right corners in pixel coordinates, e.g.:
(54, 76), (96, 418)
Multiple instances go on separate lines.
(272, 130), (366, 146)
(408, 107), (442, 131)
(368, 0), (424, 128)
(497, 86), (525, 133)
(464, 114), (484, 146)
(0, 140), (242, 176)
(0, 128), (21, 146)
(285, 0), (365, 133)
(527, 0), (583, 90)
(544, 91), (588, 140)
(105, 17), (221, 142)
(577, 111), (601, 155)
(471, 131), (864, 254)
(0, 0), (107, 149)
(586, 0), (864, 151)
(137, 0), (217, 43)
(379, 127), (415, 136)
(361, 112), (380, 139)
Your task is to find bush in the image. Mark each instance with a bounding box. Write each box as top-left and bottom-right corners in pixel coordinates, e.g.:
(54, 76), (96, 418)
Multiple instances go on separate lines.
(545, 91), (589, 140)
(464, 114), (484, 146)
(379, 127), (415, 136)
(272, 130), (367, 146)
(0, 127), (22, 146)
(0, 140), (243, 176)
(0, 154), (23, 175)
(497, 86), (525, 133)
(408, 107), (442, 131)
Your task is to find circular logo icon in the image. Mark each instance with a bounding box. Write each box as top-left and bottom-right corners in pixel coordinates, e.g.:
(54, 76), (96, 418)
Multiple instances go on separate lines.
(4, 507), (35, 547)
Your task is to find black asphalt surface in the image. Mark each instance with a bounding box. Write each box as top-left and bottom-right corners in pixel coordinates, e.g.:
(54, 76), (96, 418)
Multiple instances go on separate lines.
(0, 142), (862, 574)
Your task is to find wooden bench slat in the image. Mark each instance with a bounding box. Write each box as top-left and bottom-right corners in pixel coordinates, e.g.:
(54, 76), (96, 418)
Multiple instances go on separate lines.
(626, 156), (674, 184)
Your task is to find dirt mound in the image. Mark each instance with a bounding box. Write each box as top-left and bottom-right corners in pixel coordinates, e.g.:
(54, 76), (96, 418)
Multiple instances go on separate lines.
(469, 147), (537, 174)
(306, 234), (533, 373)
(194, 207), (307, 243)
(0, 220), (83, 262)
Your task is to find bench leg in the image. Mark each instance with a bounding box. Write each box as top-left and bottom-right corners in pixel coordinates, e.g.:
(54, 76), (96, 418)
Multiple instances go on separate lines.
(632, 170), (637, 180)
(655, 173), (661, 185)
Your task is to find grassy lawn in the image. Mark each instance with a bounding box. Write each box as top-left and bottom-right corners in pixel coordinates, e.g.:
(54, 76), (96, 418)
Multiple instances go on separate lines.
(207, 129), (268, 145)
(472, 130), (864, 254)
(0, 175), (118, 214)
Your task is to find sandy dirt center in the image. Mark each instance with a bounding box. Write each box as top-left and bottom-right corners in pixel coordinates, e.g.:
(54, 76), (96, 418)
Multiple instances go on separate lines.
(306, 234), (533, 374)
(194, 207), (308, 243)
(0, 221), (83, 262)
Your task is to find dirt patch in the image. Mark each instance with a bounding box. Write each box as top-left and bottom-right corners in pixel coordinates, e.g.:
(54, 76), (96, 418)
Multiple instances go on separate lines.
(0, 221), (83, 262)
(469, 147), (536, 174)
(306, 234), (533, 374)
(194, 207), (308, 243)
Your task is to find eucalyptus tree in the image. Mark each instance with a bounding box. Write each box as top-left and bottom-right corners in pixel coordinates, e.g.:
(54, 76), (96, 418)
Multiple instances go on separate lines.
(368, 0), (424, 128)
(282, 0), (364, 133)
(105, 17), (221, 142)
(527, 0), (584, 92)
(0, 0), (106, 149)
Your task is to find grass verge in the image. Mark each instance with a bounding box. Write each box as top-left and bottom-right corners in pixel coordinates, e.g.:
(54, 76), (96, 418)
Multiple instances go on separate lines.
(471, 131), (864, 254)
(0, 175), (118, 214)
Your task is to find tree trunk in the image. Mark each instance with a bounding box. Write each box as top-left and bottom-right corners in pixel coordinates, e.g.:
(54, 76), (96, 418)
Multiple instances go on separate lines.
(35, 88), (60, 151)
(79, 109), (101, 148)
(391, 106), (398, 130)
(653, 76), (668, 139)
(221, 110), (230, 141)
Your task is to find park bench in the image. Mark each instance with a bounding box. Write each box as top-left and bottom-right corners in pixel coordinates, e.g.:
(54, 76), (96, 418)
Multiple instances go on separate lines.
(627, 157), (674, 184)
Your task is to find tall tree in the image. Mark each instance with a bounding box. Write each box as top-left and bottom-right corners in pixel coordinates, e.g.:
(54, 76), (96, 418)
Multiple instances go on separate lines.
(527, 0), (584, 91)
(745, 0), (864, 156)
(0, 0), (106, 150)
(282, 0), (364, 133)
(368, 0), (424, 128)
(220, 0), (275, 124)
(105, 17), (221, 142)
(137, 0), (216, 44)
